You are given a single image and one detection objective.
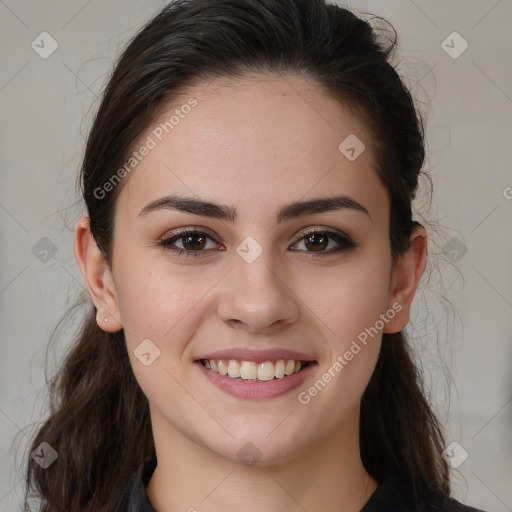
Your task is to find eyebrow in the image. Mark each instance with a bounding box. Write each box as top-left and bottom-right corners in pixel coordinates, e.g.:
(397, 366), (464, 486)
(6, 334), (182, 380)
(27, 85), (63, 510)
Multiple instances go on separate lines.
(138, 193), (371, 223)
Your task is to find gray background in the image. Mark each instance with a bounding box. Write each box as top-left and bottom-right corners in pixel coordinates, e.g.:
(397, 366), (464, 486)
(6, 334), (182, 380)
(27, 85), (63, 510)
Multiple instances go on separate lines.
(1, 1), (511, 510)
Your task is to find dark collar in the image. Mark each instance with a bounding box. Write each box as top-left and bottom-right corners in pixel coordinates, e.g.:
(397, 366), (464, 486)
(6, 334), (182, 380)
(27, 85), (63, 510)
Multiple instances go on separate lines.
(123, 455), (158, 512)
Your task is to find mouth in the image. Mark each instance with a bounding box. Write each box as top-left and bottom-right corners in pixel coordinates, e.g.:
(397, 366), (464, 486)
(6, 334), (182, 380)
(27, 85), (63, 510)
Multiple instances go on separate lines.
(198, 358), (315, 381)
(194, 357), (318, 399)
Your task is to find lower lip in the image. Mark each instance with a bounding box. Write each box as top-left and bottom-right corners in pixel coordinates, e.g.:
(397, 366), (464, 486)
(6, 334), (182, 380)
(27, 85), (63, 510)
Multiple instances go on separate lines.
(195, 361), (316, 399)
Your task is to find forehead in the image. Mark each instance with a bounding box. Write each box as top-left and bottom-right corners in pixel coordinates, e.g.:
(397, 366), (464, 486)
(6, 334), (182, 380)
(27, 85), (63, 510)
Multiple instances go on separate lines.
(115, 73), (389, 229)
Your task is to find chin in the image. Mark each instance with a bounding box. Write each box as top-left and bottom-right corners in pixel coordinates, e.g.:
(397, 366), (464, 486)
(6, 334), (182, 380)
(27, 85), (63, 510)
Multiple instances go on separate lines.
(202, 427), (307, 467)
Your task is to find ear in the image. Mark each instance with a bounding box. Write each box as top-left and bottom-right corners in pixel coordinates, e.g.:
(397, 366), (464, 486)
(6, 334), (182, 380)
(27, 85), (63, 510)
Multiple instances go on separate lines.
(383, 224), (427, 333)
(74, 215), (123, 332)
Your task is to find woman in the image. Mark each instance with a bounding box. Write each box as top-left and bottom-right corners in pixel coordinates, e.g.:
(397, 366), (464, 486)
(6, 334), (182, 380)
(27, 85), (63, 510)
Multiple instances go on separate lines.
(24, 0), (486, 511)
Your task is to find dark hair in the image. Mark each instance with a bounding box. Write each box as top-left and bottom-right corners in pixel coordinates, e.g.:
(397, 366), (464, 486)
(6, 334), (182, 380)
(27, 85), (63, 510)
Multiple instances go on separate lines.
(24, 1), (451, 510)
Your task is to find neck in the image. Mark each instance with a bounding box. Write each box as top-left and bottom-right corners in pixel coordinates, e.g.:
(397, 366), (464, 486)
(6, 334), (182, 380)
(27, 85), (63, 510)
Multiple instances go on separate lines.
(146, 407), (378, 512)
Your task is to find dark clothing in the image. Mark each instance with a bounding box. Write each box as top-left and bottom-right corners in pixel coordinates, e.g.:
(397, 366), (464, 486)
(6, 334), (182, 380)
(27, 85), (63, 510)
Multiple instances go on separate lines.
(118, 455), (486, 512)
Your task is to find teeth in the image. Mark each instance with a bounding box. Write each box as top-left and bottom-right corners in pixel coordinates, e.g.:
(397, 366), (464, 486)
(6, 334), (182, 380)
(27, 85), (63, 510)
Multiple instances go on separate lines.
(274, 360), (285, 378)
(201, 359), (308, 381)
(218, 360), (228, 376)
(258, 361), (275, 381)
(227, 360), (240, 378)
(285, 360), (295, 375)
(240, 361), (257, 380)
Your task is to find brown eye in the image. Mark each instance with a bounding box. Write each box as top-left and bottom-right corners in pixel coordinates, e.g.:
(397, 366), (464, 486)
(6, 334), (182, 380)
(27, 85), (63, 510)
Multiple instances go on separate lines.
(159, 229), (220, 257)
(181, 233), (207, 250)
(303, 232), (329, 251)
(291, 229), (357, 255)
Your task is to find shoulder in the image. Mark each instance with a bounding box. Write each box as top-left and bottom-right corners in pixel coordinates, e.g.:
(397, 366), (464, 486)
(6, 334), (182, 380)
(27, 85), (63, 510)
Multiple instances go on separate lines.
(436, 498), (488, 512)
(361, 472), (488, 512)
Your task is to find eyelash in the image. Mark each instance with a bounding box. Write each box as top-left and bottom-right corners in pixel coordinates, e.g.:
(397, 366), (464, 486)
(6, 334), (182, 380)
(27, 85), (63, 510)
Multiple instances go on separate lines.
(158, 228), (357, 258)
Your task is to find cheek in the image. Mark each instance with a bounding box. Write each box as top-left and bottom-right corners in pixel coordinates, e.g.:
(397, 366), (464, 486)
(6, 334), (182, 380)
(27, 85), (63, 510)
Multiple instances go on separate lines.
(116, 262), (212, 402)
(295, 266), (386, 423)
(114, 250), (203, 334)
(304, 259), (391, 343)
(112, 252), (212, 382)
(297, 253), (390, 397)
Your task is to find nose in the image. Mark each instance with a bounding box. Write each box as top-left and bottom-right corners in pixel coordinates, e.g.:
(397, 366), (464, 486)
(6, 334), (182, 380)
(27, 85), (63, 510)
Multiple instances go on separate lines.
(216, 247), (300, 334)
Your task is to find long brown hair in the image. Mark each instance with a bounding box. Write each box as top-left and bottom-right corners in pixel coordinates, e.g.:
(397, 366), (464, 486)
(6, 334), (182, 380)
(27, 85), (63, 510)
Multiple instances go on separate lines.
(23, 1), (452, 510)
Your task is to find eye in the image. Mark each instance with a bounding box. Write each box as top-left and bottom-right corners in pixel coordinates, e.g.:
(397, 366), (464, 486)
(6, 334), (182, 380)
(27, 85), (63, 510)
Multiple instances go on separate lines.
(290, 228), (356, 255)
(159, 227), (357, 258)
(159, 229), (222, 258)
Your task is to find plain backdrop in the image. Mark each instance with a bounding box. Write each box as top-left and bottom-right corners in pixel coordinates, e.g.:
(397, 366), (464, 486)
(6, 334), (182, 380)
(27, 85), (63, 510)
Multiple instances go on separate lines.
(0, 1), (511, 511)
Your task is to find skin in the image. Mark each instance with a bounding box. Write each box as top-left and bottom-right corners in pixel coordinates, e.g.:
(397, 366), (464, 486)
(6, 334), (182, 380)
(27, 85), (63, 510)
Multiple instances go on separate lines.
(74, 74), (427, 512)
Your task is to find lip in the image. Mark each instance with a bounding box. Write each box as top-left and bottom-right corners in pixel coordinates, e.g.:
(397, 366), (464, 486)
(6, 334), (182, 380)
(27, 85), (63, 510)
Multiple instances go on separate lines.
(195, 347), (316, 364)
(195, 360), (317, 399)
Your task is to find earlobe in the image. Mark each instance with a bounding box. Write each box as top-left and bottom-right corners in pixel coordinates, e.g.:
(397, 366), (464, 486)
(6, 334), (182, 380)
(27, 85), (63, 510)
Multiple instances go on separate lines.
(74, 215), (123, 332)
(383, 225), (427, 334)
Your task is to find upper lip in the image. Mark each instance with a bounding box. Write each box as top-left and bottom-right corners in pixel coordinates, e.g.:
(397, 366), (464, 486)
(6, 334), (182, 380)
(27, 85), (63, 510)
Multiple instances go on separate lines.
(196, 348), (317, 364)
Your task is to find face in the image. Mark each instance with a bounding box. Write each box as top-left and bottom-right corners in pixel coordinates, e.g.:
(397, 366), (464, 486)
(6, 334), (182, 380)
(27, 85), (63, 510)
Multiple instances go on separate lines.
(86, 74), (411, 465)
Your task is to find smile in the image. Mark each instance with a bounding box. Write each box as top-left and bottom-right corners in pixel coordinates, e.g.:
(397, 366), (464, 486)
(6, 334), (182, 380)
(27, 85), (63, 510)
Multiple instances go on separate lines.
(200, 358), (311, 381)
(196, 359), (317, 399)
